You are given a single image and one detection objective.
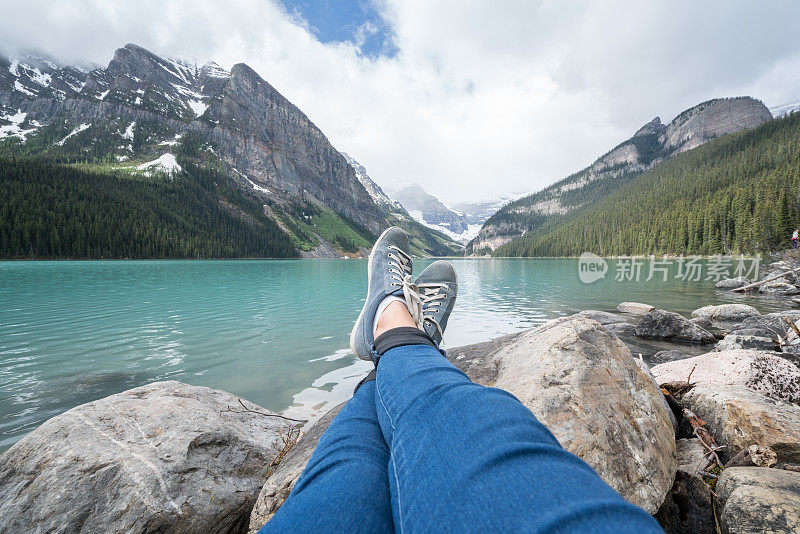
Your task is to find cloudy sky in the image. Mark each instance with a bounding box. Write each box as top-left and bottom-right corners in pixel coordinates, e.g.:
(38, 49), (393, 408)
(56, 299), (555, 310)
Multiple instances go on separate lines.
(2, 0), (800, 204)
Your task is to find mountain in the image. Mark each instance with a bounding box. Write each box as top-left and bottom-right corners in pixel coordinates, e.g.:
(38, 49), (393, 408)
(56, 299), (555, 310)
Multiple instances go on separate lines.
(0, 44), (459, 258)
(495, 111), (800, 257)
(341, 154), (459, 254)
(389, 183), (468, 233)
(451, 195), (528, 225)
(471, 97), (773, 252)
(770, 100), (800, 118)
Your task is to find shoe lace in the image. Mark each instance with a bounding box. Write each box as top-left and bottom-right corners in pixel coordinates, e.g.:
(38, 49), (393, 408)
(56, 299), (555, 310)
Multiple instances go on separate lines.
(417, 282), (449, 339)
(387, 246), (423, 326)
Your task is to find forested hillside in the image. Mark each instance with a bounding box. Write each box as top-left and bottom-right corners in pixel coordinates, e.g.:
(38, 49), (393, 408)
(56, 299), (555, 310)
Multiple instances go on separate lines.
(496, 112), (800, 256)
(0, 157), (298, 259)
(0, 45), (460, 258)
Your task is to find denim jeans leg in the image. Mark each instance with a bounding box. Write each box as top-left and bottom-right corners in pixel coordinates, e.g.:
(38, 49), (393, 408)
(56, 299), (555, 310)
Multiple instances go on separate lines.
(260, 380), (393, 533)
(374, 343), (662, 533)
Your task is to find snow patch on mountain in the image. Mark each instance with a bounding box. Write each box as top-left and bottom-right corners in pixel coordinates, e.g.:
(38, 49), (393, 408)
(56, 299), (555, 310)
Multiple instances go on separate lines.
(0, 109), (38, 140)
(56, 123), (91, 146)
(122, 121), (135, 140)
(13, 81), (36, 97)
(135, 153), (182, 175)
(770, 100), (800, 118)
(407, 209), (481, 243)
(188, 99), (208, 117)
(202, 62), (230, 78)
(158, 133), (183, 146)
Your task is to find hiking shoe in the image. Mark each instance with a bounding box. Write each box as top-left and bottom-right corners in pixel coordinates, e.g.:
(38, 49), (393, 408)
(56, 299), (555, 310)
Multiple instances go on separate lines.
(350, 227), (415, 361)
(413, 260), (457, 346)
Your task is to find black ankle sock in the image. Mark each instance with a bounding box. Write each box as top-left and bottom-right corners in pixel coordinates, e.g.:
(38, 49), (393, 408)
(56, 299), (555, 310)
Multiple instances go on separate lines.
(372, 326), (437, 357)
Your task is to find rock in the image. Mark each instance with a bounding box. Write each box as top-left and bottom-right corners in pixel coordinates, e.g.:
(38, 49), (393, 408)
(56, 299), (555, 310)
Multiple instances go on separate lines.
(617, 302), (654, 314)
(691, 317), (714, 329)
(715, 334), (776, 352)
(692, 304), (759, 323)
(683, 385), (800, 463)
(0, 381), (288, 534)
(635, 309), (716, 344)
(574, 309), (626, 325)
(676, 438), (706, 473)
(651, 349), (800, 403)
(748, 445), (778, 468)
(716, 276), (752, 290)
(723, 445), (777, 469)
(716, 467), (800, 534)
(792, 297), (800, 306)
(654, 470), (715, 534)
(486, 315), (676, 513)
(248, 404), (344, 533)
(760, 282), (800, 295)
(765, 310), (800, 323)
(604, 322), (636, 336)
(738, 315), (791, 339)
(729, 327), (780, 341)
(652, 350), (693, 363)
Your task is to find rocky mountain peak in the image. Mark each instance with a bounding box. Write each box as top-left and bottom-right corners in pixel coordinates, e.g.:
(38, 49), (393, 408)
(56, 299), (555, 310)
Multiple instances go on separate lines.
(389, 183), (470, 236)
(661, 97), (772, 153)
(633, 116), (666, 137)
(472, 95), (775, 252)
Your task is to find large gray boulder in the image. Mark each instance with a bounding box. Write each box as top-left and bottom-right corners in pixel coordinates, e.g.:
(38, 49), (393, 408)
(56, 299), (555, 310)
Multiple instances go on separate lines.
(0, 381), (288, 534)
(716, 467), (800, 534)
(249, 316), (676, 528)
(635, 309), (716, 344)
(715, 334), (777, 352)
(691, 304), (759, 323)
(760, 282), (800, 295)
(651, 349), (800, 404)
(488, 316), (677, 513)
(716, 277), (751, 290)
(683, 385), (800, 463)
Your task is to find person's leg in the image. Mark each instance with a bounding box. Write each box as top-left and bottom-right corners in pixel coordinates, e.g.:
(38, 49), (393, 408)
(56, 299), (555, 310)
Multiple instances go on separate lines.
(259, 377), (393, 533)
(372, 308), (662, 533)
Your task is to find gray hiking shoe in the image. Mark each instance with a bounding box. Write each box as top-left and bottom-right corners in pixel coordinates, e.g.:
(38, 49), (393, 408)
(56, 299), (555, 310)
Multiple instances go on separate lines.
(413, 260), (458, 346)
(350, 227), (415, 361)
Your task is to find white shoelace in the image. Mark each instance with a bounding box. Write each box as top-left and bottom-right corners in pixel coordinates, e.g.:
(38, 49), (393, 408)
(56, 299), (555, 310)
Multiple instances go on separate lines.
(386, 247), (448, 337)
(417, 282), (448, 338)
(387, 246), (422, 326)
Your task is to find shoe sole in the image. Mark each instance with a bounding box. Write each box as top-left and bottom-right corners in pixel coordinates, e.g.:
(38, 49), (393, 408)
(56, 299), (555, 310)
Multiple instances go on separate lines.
(350, 226), (396, 359)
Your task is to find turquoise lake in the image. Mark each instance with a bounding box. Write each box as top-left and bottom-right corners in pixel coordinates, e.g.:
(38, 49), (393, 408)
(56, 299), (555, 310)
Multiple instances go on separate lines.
(0, 257), (787, 451)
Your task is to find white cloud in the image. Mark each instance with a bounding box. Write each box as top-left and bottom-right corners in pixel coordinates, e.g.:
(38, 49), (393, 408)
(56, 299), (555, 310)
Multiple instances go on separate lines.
(1, 0), (800, 203)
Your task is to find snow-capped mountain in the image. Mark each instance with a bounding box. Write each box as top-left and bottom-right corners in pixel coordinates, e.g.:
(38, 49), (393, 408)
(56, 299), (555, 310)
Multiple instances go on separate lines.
(769, 100), (800, 118)
(0, 44), (459, 256)
(0, 44), (385, 232)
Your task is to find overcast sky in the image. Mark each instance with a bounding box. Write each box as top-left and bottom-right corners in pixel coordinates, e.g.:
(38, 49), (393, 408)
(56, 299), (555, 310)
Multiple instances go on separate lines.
(2, 0), (800, 204)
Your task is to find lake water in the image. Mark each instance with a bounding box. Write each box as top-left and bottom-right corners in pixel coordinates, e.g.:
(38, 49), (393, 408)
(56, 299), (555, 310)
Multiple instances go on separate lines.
(0, 257), (788, 452)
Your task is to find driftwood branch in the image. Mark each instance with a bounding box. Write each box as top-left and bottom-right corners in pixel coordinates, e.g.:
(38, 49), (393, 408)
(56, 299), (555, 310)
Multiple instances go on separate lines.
(784, 317), (800, 340)
(731, 267), (800, 292)
(220, 399), (308, 424)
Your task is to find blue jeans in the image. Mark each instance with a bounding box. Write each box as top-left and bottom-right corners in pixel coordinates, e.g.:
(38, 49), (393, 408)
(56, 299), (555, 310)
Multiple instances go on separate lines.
(260, 344), (661, 533)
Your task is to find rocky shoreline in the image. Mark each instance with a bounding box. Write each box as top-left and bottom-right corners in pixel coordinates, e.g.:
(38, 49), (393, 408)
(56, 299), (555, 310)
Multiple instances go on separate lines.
(3, 260), (800, 533)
